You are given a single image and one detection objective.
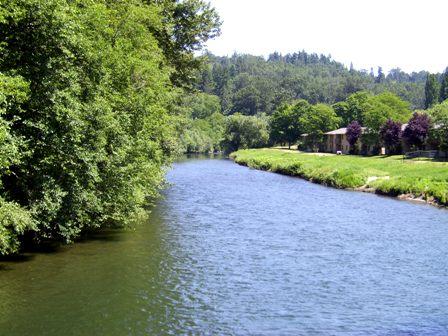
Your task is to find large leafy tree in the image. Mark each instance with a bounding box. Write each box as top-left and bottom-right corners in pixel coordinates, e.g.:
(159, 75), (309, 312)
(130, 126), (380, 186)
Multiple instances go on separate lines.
(147, 0), (221, 88)
(178, 92), (221, 119)
(270, 100), (312, 148)
(332, 101), (350, 126)
(0, 0), (220, 253)
(223, 113), (269, 152)
(0, 74), (36, 254)
(232, 85), (262, 115)
(361, 92), (411, 148)
(427, 101), (448, 151)
(345, 91), (372, 125)
(301, 103), (340, 151)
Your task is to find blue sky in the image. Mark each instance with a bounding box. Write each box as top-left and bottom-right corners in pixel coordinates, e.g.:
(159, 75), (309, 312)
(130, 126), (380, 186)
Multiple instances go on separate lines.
(205, 0), (448, 73)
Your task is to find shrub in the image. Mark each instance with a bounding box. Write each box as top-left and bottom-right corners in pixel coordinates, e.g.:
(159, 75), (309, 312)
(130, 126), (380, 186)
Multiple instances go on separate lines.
(403, 112), (431, 149)
(380, 119), (402, 154)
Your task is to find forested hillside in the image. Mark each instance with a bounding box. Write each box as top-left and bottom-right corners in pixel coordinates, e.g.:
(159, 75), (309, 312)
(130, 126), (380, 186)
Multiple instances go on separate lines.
(196, 52), (430, 114)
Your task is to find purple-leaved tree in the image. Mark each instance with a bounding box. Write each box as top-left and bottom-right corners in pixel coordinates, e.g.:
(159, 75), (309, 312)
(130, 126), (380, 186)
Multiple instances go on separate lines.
(379, 119), (402, 154)
(346, 121), (362, 154)
(403, 113), (431, 150)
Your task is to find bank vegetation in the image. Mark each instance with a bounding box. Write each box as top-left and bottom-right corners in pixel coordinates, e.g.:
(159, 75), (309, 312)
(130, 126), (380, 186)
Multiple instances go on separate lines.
(231, 149), (448, 207)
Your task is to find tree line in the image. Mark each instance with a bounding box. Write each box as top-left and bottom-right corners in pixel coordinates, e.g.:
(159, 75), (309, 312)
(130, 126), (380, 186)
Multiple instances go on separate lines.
(181, 88), (448, 157)
(195, 52), (432, 115)
(183, 58), (448, 156)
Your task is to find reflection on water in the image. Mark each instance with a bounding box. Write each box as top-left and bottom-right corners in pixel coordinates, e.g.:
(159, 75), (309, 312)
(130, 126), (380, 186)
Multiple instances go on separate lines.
(1, 157), (448, 335)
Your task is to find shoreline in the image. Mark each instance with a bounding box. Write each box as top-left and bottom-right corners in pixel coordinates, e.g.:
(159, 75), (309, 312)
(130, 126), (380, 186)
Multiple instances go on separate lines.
(230, 149), (447, 209)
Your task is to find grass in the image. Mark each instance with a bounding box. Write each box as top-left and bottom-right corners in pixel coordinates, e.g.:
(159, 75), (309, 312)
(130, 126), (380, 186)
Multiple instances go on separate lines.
(230, 149), (448, 206)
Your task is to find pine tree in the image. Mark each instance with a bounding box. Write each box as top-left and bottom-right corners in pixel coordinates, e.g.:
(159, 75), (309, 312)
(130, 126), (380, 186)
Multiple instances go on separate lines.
(425, 73), (440, 108)
(375, 66), (385, 83)
(440, 68), (448, 103)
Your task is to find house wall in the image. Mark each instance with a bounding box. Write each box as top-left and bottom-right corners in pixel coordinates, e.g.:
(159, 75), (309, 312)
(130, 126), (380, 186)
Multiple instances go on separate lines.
(325, 134), (351, 154)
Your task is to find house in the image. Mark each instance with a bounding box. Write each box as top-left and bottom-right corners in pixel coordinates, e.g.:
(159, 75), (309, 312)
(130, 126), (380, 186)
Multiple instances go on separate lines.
(325, 128), (353, 154)
(324, 124), (409, 155)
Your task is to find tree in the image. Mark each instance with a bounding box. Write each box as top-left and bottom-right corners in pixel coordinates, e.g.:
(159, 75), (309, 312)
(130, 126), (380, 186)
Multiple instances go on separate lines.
(223, 114), (269, 152)
(270, 100), (312, 148)
(361, 92), (411, 149)
(301, 104), (340, 151)
(346, 121), (362, 154)
(403, 112), (431, 149)
(174, 92), (225, 153)
(149, 0), (221, 88)
(425, 74), (440, 108)
(179, 114), (225, 153)
(427, 100), (448, 151)
(0, 74), (36, 254)
(345, 91), (373, 125)
(363, 92), (411, 131)
(232, 85), (261, 115)
(440, 68), (448, 103)
(179, 93), (221, 119)
(332, 101), (350, 126)
(379, 119), (402, 154)
(0, 0), (221, 253)
(196, 52), (428, 117)
(375, 66), (385, 83)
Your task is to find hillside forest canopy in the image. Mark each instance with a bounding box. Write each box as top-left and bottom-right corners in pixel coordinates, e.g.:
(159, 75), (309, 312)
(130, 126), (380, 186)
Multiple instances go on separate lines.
(184, 52), (448, 155)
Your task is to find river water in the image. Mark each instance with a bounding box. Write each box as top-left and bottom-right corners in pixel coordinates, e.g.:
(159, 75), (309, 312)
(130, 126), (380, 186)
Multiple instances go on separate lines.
(1, 157), (448, 335)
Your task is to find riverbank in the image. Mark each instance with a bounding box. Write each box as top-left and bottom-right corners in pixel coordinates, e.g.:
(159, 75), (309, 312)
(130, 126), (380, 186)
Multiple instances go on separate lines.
(230, 149), (448, 207)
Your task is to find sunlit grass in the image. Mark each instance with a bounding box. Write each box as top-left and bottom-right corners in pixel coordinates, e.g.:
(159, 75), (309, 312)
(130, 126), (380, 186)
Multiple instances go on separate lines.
(230, 149), (448, 205)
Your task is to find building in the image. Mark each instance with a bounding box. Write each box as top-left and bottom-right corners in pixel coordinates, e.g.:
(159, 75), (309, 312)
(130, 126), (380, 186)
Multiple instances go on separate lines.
(324, 124), (409, 154)
(324, 127), (365, 154)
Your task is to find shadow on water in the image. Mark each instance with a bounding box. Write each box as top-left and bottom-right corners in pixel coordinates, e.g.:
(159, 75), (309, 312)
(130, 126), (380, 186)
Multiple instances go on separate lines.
(0, 228), (127, 270)
(76, 228), (126, 243)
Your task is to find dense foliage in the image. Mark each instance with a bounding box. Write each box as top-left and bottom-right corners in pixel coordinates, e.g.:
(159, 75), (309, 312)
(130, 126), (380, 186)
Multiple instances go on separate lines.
(174, 92), (225, 153)
(0, 0), (219, 254)
(196, 52), (430, 116)
(403, 113), (431, 149)
(346, 121), (362, 152)
(300, 103), (340, 151)
(380, 120), (402, 154)
(270, 100), (311, 148)
(268, 91), (411, 153)
(427, 100), (448, 151)
(425, 74), (440, 108)
(440, 69), (448, 103)
(223, 113), (269, 152)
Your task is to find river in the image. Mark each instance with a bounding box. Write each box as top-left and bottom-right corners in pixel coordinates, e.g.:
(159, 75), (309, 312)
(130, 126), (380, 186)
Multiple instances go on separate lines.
(1, 157), (448, 335)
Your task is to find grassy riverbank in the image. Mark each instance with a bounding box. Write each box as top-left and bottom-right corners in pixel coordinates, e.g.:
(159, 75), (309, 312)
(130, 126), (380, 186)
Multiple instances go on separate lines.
(230, 149), (448, 206)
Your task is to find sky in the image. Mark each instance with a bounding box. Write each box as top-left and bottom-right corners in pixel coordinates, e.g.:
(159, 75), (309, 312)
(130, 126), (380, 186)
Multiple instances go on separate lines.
(205, 0), (448, 74)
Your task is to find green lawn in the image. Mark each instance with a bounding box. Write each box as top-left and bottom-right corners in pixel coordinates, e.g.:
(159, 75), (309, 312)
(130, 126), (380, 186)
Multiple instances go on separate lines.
(230, 149), (448, 206)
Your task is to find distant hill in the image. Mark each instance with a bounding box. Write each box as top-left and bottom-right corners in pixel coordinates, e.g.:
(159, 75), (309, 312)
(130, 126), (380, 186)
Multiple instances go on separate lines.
(196, 51), (432, 114)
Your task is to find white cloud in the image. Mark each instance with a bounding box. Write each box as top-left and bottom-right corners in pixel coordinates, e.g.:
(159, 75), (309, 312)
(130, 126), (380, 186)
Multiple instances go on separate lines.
(205, 0), (448, 73)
